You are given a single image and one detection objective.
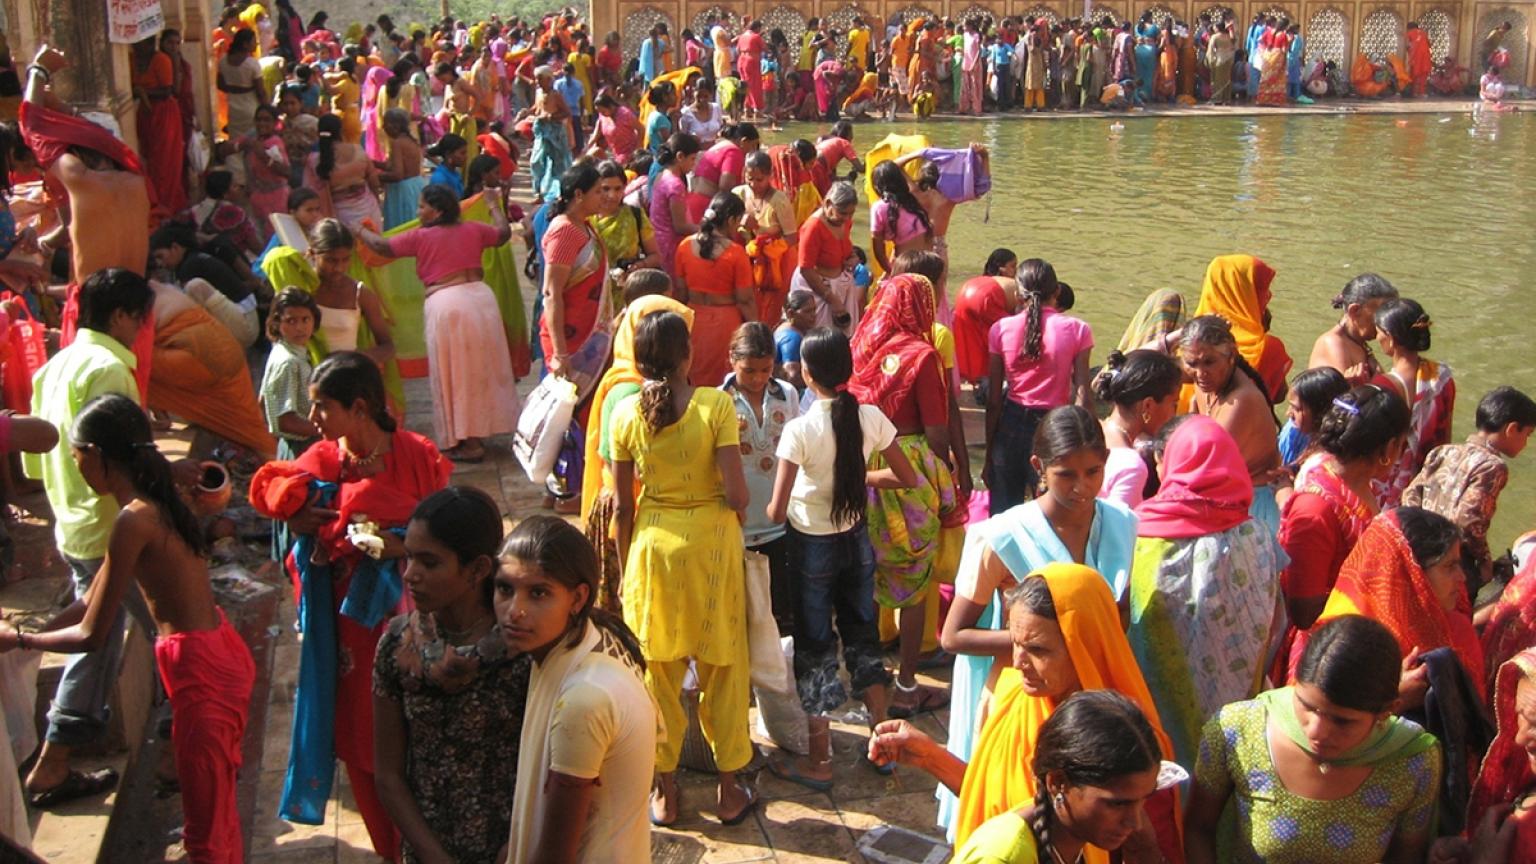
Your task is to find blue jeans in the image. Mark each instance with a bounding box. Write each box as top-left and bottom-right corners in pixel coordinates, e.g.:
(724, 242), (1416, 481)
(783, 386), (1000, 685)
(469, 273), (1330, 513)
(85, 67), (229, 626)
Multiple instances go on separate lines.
(45, 555), (154, 746)
(988, 401), (1048, 516)
(788, 525), (891, 715)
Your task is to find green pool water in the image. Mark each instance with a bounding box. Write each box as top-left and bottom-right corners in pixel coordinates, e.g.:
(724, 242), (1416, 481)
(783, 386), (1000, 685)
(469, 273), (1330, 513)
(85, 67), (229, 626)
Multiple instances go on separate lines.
(769, 109), (1536, 550)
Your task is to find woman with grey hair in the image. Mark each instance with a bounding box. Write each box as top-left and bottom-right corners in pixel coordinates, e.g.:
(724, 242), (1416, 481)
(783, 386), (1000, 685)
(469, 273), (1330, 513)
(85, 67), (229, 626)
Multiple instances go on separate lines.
(791, 181), (863, 334)
(1307, 272), (1399, 385)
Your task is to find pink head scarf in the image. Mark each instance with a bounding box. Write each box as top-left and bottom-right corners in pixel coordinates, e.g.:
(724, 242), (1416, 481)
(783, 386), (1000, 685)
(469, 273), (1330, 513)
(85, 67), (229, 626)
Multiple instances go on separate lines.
(360, 66), (395, 161)
(1134, 414), (1253, 539)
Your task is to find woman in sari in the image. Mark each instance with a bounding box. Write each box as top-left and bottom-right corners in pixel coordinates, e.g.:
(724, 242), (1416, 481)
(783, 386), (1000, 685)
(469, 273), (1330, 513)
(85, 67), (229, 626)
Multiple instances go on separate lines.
(132, 36), (186, 212)
(537, 164), (608, 383)
(1208, 23), (1235, 103)
(1276, 385), (1409, 679)
(769, 138), (822, 226)
(648, 133), (702, 279)
(1446, 648), (1536, 863)
(309, 114), (382, 231)
(937, 407), (1136, 836)
(1191, 254), (1291, 402)
(357, 184), (519, 462)
(1255, 25), (1290, 105)
(850, 272), (961, 718)
(251, 352), (452, 861)
(735, 150), (799, 324)
(1312, 507), (1483, 702)
(326, 56), (364, 144)
(737, 21), (767, 117)
(1373, 298), (1455, 508)
(1479, 553), (1536, 693)
(580, 295), (695, 612)
(1128, 415), (1283, 770)
(689, 122), (758, 224)
(1155, 28), (1178, 101)
(953, 249), (1019, 385)
(217, 29), (266, 139)
(1133, 23), (1159, 102)
(1187, 615), (1442, 864)
(1308, 272), (1399, 385)
(359, 65), (393, 162)
(590, 161), (660, 308)
(872, 564), (1182, 860)
(675, 192), (756, 387)
(1116, 287), (1186, 354)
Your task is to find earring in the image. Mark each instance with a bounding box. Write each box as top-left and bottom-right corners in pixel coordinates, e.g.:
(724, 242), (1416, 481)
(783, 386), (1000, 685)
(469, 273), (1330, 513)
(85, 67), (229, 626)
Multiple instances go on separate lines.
(1141, 412), (1151, 424)
(1053, 792), (1065, 810)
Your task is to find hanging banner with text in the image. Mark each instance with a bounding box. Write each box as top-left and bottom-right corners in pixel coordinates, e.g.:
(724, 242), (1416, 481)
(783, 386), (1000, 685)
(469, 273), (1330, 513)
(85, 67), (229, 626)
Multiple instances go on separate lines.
(107, 0), (164, 44)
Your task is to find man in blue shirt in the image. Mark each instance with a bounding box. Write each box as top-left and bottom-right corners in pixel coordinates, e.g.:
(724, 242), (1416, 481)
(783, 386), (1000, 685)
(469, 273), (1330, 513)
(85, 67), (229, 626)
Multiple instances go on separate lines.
(553, 63), (587, 146)
(987, 35), (1014, 109)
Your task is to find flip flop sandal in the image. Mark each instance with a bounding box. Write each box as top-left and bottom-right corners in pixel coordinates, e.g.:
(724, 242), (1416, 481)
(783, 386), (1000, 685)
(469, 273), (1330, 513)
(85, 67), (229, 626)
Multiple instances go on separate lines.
(717, 785), (759, 826)
(767, 754), (834, 792)
(29, 768), (119, 809)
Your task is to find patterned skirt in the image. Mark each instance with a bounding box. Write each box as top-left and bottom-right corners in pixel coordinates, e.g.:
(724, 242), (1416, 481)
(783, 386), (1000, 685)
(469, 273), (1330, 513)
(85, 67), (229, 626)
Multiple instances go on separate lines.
(867, 434), (962, 609)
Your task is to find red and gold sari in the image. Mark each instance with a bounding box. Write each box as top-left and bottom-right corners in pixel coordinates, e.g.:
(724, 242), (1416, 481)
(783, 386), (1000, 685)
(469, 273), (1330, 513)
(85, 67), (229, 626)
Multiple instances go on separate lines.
(1467, 648), (1536, 858)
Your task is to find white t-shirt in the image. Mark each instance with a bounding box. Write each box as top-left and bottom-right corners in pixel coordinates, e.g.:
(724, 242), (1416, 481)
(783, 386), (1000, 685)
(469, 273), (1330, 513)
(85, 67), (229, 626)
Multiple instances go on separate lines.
(547, 651), (656, 863)
(777, 399), (896, 535)
(1099, 446), (1148, 508)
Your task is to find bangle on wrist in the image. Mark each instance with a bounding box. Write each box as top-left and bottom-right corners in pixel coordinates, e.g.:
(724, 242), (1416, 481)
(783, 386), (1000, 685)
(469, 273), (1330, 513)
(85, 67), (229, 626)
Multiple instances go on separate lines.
(17, 630), (29, 650)
(27, 64), (51, 84)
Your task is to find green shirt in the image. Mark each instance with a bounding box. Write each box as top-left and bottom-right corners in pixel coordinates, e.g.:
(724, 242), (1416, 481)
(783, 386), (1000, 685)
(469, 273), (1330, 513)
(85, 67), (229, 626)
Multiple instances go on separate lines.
(22, 328), (139, 560)
(952, 811), (1040, 864)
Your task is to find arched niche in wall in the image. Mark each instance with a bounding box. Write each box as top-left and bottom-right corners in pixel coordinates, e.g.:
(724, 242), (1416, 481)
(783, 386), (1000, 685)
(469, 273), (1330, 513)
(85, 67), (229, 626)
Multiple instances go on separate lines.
(1361, 6), (1405, 61)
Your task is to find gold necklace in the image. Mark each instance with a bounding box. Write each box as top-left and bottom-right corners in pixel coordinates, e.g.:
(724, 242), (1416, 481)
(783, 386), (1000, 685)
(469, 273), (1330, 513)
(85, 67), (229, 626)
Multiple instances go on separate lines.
(439, 613), (494, 642)
(1046, 840), (1082, 864)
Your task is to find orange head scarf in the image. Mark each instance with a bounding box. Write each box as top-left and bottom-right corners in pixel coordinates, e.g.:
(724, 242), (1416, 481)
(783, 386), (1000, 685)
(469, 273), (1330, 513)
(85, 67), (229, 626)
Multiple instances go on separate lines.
(953, 563), (1179, 854)
(1192, 253), (1292, 401)
(579, 295), (695, 518)
(1317, 509), (1486, 699)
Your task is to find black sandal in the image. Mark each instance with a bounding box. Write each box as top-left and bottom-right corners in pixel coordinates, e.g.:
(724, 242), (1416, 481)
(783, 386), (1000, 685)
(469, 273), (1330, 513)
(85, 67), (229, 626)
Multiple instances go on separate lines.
(29, 768), (119, 809)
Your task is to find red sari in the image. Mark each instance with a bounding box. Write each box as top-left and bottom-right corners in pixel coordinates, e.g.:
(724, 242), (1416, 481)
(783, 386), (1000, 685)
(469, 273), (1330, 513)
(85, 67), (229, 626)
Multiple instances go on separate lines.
(134, 53), (187, 212)
(737, 31), (766, 110)
(952, 276), (1012, 382)
(1466, 648), (1536, 857)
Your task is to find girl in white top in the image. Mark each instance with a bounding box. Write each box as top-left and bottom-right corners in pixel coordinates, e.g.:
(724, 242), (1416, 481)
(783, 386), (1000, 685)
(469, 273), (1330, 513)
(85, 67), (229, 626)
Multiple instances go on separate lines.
(679, 79), (724, 143)
(306, 219), (395, 365)
(765, 327), (917, 791)
(1092, 349), (1183, 508)
(497, 515), (657, 864)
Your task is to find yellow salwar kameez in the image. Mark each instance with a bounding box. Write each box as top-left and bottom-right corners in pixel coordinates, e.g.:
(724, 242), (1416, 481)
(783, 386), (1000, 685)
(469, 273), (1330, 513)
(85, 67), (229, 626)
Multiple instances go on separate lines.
(611, 387), (752, 773)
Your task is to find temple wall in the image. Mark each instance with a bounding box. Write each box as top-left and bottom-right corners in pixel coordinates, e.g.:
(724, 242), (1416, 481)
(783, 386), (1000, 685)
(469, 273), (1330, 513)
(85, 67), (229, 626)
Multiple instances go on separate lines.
(593, 0), (1535, 84)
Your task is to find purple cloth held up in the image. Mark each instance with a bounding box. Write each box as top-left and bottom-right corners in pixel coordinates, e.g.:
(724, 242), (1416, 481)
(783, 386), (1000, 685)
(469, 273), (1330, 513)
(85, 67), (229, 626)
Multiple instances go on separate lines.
(918, 147), (991, 202)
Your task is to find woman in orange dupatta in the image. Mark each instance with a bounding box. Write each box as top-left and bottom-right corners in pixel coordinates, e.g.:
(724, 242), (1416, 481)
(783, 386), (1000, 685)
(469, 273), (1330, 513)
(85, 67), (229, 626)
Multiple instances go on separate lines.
(768, 140), (822, 226)
(1311, 507), (1485, 701)
(579, 295), (694, 612)
(1480, 552), (1536, 693)
(1191, 253), (1291, 403)
(1452, 648), (1536, 862)
(871, 563), (1182, 860)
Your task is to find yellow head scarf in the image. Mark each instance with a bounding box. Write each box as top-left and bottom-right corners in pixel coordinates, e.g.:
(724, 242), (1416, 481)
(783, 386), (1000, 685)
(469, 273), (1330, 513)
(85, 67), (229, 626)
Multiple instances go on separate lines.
(1191, 253), (1290, 401)
(238, 4), (268, 56)
(579, 295), (696, 517)
(953, 562), (1180, 856)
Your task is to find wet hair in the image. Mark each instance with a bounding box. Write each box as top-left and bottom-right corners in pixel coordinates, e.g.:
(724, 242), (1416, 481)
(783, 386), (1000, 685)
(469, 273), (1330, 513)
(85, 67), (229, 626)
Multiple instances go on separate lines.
(78, 268), (154, 334)
(1331, 272), (1399, 309)
(1029, 691), (1163, 851)
(1294, 615), (1402, 713)
(204, 169), (235, 199)
(1314, 384), (1410, 463)
(465, 154), (502, 195)
(792, 138), (817, 164)
(307, 218), (355, 254)
(287, 186), (320, 212)
(695, 191), (745, 260)
(310, 351), (397, 433)
(721, 123), (761, 145)
(635, 311), (693, 431)
(1092, 349), (1183, 407)
(646, 80), (675, 108)
(800, 328), (866, 526)
(315, 114), (343, 180)
(71, 394), (207, 557)
(824, 181), (859, 210)
(381, 106), (410, 133)
(1033, 405), (1109, 466)
(499, 515), (645, 667)
(419, 184), (461, 224)
(622, 269), (672, 303)
(785, 289), (817, 313)
(983, 248), (1017, 276)
(891, 249), (944, 285)
(1290, 367), (1350, 420)
(729, 321), (775, 362)
(831, 119), (854, 140)
(1476, 386), (1536, 432)
(1395, 506), (1461, 571)
(149, 222), (197, 253)
(1375, 298), (1432, 354)
(1015, 259), (1060, 360)
(744, 150), (772, 174)
(1181, 314), (1271, 401)
(426, 132), (467, 163)
(267, 287), (322, 341)
(870, 161), (932, 241)
(656, 132), (702, 169)
(412, 486), (503, 604)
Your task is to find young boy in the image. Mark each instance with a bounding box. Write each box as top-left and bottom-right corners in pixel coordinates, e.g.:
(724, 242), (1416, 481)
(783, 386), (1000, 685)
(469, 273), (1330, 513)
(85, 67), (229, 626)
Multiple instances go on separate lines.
(1403, 385), (1536, 600)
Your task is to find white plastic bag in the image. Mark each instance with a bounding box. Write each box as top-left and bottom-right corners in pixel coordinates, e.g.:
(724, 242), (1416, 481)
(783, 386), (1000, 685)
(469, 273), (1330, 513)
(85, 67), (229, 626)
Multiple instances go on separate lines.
(754, 636), (809, 754)
(744, 549), (791, 694)
(187, 130), (211, 175)
(513, 375), (578, 483)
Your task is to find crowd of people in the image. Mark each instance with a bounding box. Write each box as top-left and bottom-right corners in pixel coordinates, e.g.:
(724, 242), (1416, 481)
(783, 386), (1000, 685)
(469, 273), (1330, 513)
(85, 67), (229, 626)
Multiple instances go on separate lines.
(0, 3), (1531, 864)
